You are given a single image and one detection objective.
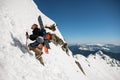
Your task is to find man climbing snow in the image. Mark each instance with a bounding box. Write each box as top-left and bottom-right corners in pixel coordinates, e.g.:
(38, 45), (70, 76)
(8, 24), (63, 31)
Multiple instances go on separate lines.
(26, 24), (45, 65)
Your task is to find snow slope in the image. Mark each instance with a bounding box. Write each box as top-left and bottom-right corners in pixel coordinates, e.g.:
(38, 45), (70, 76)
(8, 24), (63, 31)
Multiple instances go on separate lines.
(0, 0), (120, 80)
(75, 50), (120, 80)
(0, 0), (87, 80)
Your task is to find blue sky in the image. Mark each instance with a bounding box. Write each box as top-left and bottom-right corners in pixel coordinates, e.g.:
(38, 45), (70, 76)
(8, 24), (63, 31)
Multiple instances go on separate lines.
(34, 0), (120, 44)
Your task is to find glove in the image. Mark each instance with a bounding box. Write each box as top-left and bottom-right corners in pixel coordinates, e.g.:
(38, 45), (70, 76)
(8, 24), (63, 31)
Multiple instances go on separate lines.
(26, 32), (29, 38)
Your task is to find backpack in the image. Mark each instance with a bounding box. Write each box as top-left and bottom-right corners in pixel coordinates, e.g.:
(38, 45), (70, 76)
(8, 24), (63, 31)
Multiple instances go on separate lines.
(36, 28), (46, 37)
(46, 33), (52, 40)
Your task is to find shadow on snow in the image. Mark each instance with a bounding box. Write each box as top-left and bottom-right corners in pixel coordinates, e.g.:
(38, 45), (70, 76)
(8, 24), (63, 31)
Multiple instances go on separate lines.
(10, 32), (33, 56)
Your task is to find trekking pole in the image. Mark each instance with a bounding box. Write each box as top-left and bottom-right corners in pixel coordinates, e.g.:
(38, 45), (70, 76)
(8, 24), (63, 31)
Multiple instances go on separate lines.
(25, 32), (33, 55)
(26, 32), (28, 47)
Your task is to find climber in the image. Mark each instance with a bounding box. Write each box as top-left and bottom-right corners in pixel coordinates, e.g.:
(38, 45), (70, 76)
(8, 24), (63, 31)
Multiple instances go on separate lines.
(26, 24), (45, 65)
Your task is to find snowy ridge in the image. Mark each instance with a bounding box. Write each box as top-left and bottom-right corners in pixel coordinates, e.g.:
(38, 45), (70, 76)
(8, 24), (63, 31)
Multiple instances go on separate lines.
(74, 50), (120, 80)
(95, 50), (120, 67)
(0, 0), (120, 80)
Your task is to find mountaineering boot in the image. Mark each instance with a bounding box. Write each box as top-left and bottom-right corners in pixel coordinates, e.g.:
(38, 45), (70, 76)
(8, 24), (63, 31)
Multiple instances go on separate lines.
(35, 52), (44, 65)
(38, 56), (44, 66)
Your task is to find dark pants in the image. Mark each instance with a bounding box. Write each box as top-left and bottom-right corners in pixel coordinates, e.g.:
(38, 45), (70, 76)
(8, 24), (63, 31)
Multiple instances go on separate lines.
(29, 41), (39, 47)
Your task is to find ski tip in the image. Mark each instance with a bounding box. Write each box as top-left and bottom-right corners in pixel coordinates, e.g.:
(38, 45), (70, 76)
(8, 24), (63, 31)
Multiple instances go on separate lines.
(38, 15), (41, 18)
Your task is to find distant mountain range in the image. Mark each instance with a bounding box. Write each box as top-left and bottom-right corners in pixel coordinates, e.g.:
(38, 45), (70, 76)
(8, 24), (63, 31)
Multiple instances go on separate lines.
(69, 44), (120, 61)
